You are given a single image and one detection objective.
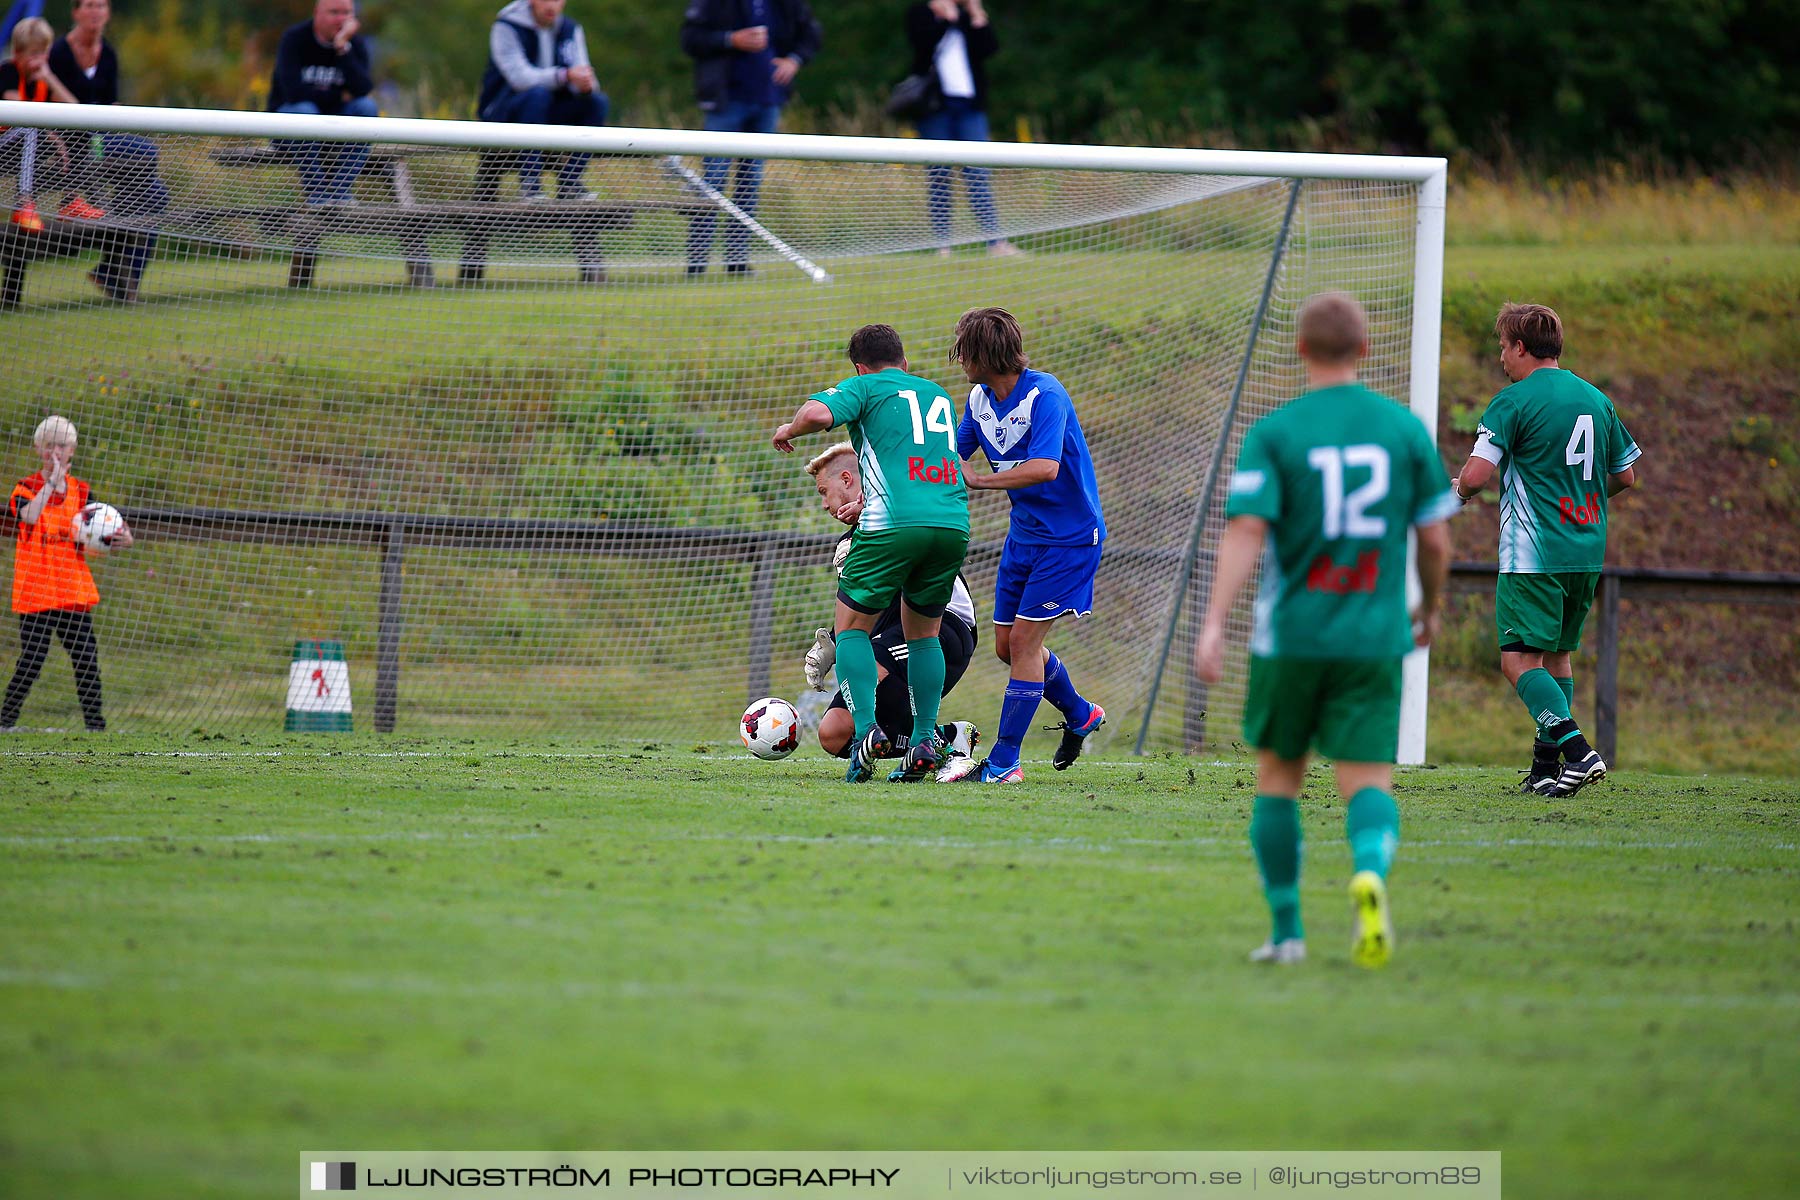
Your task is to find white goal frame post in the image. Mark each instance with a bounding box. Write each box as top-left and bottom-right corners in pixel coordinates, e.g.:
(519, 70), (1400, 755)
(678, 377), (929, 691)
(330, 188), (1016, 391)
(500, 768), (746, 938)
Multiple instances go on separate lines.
(0, 102), (1446, 761)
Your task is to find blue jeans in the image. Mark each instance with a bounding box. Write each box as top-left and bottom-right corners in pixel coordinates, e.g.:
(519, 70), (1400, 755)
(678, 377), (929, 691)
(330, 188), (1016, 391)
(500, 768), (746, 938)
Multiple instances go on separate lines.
(686, 101), (783, 269)
(277, 96), (381, 204)
(480, 86), (610, 196)
(916, 97), (1000, 243)
(98, 133), (171, 217)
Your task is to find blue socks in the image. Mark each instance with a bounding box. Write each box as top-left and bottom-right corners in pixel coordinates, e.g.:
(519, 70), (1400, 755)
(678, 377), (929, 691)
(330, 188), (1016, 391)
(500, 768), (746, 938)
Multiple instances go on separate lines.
(987, 652), (1089, 771)
(1041, 651), (1093, 727)
(989, 678), (1045, 772)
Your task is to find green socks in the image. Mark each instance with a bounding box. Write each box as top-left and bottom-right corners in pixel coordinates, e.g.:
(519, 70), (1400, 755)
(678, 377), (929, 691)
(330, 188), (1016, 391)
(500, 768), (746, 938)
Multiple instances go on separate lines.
(835, 629), (879, 741)
(1555, 676), (1575, 710)
(1251, 791), (1401, 943)
(1250, 796), (1303, 943)
(1346, 788), (1400, 879)
(905, 637), (946, 743)
(1515, 667), (1574, 740)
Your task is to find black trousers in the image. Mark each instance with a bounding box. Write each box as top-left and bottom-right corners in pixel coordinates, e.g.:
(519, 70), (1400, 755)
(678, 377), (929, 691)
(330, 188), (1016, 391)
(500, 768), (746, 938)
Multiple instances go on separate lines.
(3, 609), (104, 731)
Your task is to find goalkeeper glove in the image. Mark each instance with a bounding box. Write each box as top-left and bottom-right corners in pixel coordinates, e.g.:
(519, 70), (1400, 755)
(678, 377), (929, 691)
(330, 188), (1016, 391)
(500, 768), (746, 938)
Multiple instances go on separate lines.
(803, 627), (836, 691)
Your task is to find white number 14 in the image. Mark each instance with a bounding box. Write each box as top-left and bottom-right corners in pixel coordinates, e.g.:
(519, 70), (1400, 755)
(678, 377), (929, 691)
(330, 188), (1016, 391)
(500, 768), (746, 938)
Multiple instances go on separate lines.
(900, 389), (955, 446)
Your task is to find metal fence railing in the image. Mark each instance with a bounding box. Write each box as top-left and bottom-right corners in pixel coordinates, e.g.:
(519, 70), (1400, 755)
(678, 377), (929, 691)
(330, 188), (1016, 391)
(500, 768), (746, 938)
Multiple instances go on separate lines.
(90, 509), (1800, 756)
(118, 506), (1192, 735)
(1447, 563), (1800, 765)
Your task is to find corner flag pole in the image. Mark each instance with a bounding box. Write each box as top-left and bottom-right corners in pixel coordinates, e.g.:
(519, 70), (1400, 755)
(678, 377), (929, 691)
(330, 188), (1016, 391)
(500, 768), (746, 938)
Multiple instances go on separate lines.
(660, 155), (831, 284)
(1135, 179), (1302, 755)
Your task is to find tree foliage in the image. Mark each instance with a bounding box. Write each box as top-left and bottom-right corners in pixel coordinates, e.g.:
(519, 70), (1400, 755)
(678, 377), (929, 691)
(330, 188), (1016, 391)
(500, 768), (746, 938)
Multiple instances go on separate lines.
(98, 0), (1800, 161)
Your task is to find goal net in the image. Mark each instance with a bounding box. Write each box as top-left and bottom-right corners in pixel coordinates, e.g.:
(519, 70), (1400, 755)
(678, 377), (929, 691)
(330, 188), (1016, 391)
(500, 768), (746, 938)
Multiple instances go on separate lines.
(0, 104), (1443, 752)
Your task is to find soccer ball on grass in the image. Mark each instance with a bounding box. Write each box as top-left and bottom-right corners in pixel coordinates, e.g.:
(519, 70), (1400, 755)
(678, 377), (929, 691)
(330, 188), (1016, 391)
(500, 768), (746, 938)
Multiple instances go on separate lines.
(741, 696), (801, 760)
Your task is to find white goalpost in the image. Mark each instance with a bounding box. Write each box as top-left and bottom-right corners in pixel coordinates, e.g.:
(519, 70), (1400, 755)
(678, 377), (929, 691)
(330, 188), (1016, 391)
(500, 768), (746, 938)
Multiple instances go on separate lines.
(0, 101), (1445, 756)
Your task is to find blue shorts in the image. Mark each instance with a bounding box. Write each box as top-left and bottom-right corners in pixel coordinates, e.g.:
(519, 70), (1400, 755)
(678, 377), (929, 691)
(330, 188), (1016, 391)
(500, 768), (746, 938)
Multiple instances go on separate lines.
(992, 539), (1102, 625)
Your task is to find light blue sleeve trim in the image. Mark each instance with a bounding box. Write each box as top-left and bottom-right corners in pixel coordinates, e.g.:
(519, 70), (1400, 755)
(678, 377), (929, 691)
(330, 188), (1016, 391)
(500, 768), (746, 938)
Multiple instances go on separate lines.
(1413, 488), (1463, 527)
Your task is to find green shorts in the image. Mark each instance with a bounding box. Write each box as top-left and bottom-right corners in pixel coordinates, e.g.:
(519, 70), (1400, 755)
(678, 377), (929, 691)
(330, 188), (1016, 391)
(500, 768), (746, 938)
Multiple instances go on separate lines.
(837, 525), (970, 617)
(1495, 571), (1600, 653)
(1243, 655), (1404, 764)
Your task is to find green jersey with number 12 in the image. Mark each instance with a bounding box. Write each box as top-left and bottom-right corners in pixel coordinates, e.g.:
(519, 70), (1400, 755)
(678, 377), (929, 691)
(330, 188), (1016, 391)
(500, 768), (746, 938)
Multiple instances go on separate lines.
(1471, 368), (1641, 573)
(1227, 383), (1460, 660)
(812, 368), (970, 534)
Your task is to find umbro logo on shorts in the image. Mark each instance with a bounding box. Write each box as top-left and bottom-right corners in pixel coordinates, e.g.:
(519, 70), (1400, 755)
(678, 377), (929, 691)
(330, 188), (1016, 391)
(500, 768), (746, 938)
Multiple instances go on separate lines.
(1041, 602), (1059, 611)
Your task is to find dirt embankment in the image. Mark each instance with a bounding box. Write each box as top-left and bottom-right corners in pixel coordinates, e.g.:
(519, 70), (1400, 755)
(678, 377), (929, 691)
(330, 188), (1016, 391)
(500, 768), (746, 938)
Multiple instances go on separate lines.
(1436, 371), (1798, 692)
(1441, 372), (1798, 572)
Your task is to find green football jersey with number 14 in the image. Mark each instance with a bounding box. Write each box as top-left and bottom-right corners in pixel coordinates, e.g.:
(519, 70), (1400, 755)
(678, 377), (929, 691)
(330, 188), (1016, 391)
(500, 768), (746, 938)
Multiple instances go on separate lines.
(1226, 383), (1461, 660)
(1471, 367), (1641, 573)
(812, 368), (970, 534)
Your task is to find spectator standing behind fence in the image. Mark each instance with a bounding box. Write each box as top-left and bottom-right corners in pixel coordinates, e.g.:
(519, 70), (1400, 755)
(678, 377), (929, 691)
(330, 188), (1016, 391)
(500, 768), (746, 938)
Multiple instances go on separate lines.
(267, 0), (378, 206)
(49, 0), (171, 303)
(3, 416), (132, 735)
(905, 0), (1016, 256)
(680, 0), (822, 276)
(478, 0), (608, 202)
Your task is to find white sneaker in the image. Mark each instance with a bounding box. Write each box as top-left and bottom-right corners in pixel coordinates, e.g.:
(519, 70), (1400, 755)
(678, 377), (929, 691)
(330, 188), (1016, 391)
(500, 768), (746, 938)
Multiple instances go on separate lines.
(934, 753), (983, 783)
(1248, 938), (1306, 964)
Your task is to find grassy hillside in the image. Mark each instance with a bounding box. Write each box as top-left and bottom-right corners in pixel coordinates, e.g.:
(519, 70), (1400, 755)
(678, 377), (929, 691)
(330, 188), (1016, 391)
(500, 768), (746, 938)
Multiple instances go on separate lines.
(1426, 238), (1799, 772)
(0, 172), (1793, 766)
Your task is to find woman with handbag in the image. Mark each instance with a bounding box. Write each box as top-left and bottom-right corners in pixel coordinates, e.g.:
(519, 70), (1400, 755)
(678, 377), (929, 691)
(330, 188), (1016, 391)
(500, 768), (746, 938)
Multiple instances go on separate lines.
(902, 0), (1018, 256)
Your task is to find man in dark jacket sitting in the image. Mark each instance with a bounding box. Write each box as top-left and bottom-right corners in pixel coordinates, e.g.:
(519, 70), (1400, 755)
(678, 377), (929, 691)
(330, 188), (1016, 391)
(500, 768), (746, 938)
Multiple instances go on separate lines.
(680, 0), (821, 274)
(268, 0), (379, 205)
(479, 0), (609, 201)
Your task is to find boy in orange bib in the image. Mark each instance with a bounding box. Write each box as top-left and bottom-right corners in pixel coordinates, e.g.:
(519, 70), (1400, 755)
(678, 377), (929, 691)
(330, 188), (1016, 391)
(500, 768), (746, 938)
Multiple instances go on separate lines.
(4, 415), (132, 731)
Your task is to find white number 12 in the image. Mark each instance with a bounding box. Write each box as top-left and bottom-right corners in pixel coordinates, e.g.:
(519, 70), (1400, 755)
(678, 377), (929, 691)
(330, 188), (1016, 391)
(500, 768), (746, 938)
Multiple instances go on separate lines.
(900, 389), (955, 446)
(1308, 444), (1390, 539)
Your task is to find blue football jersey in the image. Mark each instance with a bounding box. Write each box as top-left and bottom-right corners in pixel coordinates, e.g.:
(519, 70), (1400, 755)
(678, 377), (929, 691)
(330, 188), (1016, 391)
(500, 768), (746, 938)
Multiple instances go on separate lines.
(956, 369), (1106, 547)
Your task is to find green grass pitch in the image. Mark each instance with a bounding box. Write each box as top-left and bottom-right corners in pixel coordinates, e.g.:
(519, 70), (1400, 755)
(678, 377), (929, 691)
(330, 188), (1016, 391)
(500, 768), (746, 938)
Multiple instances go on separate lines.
(1, 738), (1796, 1198)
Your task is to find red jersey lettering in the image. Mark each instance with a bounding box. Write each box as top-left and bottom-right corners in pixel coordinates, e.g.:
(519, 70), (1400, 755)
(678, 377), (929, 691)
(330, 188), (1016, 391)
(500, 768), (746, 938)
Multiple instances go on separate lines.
(906, 457), (960, 486)
(1305, 549), (1381, 595)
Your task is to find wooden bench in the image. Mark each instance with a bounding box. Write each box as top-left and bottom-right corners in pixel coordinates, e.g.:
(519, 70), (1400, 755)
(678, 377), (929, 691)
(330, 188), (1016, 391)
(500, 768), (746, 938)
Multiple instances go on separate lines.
(212, 143), (705, 288)
(0, 143), (713, 305)
(212, 144), (439, 286)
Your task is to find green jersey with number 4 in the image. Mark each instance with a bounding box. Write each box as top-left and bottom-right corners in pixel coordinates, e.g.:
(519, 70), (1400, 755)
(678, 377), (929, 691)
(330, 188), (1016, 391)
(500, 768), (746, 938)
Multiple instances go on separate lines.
(1472, 368), (1641, 573)
(812, 368), (970, 534)
(1226, 383), (1460, 660)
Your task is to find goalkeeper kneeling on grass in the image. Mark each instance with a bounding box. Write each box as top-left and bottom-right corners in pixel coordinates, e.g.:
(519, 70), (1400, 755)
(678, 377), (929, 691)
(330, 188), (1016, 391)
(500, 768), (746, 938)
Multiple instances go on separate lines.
(802, 443), (980, 765)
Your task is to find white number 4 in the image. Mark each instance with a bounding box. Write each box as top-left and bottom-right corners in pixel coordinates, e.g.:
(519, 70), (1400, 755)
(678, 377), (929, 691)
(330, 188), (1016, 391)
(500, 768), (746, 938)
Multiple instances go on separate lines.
(901, 389), (955, 446)
(1566, 414), (1596, 481)
(1309, 444), (1390, 539)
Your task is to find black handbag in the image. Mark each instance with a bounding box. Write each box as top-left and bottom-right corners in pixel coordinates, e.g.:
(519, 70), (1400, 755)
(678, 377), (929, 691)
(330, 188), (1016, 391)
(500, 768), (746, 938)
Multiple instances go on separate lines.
(885, 72), (943, 122)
